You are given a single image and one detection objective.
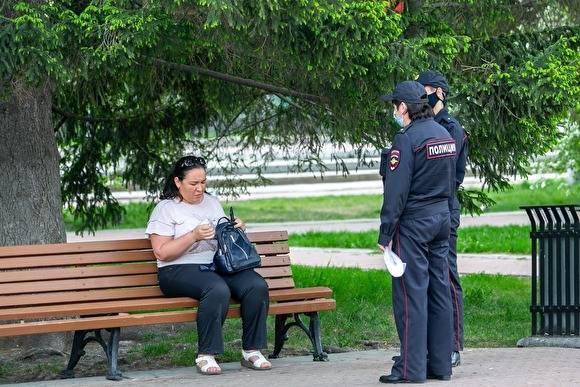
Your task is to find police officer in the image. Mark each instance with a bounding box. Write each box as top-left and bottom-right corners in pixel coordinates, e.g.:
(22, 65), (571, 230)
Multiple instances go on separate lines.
(418, 70), (468, 367)
(378, 80), (454, 383)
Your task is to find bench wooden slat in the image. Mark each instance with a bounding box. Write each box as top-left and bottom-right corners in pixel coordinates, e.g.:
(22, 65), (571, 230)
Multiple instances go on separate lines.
(269, 287), (333, 301)
(0, 235), (289, 260)
(254, 266), (291, 278)
(0, 297), (195, 320)
(0, 274), (293, 296)
(265, 277), (294, 289)
(0, 286), (331, 309)
(0, 274), (159, 295)
(0, 250), (155, 270)
(0, 263), (158, 283)
(0, 299), (337, 337)
(0, 239), (152, 258)
(0, 264), (291, 284)
(0, 254), (290, 273)
(0, 287), (164, 308)
(259, 255), (291, 267)
(255, 243), (289, 255)
(0, 286), (333, 320)
(248, 231), (288, 243)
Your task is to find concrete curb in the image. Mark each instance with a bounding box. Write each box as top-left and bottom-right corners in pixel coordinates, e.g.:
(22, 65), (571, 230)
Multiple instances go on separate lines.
(517, 336), (580, 348)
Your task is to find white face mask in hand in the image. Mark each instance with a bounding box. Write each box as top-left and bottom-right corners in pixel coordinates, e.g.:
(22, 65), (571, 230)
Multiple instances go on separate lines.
(383, 246), (406, 277)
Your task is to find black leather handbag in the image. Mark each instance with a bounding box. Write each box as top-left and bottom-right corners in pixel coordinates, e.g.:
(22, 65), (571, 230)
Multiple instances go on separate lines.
(213, 208), (261, 274)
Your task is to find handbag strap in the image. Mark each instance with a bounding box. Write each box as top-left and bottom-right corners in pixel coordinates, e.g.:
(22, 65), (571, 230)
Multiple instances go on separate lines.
(216, 216), (232, 226)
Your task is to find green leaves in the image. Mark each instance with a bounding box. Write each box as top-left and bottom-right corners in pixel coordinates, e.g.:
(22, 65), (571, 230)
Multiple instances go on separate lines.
(1, 1), (579, 230)
(453, 26), (579, 201)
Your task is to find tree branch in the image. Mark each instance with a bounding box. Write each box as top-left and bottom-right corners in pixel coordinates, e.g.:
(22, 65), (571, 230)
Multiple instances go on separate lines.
(52, 101), (181, 123)
(52, 106), (118, 122)
(152, 58), (326, 103)
(53, 115), (67, 132)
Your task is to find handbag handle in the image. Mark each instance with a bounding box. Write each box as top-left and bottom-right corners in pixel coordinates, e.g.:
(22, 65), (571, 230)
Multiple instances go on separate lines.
(216, 207), (236, 227)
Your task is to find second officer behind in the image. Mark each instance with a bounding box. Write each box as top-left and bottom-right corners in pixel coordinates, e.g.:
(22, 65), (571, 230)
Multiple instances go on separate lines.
(378, 80), (455, 384)
(418, 70), (468, 367)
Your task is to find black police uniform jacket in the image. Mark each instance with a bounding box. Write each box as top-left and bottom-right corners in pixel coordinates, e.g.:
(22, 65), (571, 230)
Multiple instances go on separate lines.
(378, 117), (455, 246)
(434, 108), (468, 211)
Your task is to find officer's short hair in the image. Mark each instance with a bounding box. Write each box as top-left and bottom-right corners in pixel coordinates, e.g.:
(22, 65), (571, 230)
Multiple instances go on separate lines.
(393, 100), (434, 121)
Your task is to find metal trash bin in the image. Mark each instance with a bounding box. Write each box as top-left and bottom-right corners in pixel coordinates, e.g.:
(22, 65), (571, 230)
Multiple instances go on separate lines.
(521, 205), (579, 336)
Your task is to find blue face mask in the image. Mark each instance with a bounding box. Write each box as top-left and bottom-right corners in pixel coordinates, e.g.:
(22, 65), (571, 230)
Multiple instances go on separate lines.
(393, 112), (405, 127)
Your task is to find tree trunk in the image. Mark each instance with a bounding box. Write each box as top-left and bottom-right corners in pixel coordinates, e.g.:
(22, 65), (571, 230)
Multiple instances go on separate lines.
(0, 81), (66, 246)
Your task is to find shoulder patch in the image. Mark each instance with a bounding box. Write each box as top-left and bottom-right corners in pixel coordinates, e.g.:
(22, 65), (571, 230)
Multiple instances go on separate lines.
(426, 139), (456, 160)
(389, 150), (401, 171)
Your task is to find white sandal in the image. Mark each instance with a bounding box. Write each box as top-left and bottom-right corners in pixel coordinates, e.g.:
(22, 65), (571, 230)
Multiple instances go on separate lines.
(195, 355), (221, 375)
(241, 350), (272, 371)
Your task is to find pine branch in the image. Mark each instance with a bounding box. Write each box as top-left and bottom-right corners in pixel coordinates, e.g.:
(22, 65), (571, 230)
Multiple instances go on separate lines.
(152, 58), (326, 103)
(51, 101), (180, 123)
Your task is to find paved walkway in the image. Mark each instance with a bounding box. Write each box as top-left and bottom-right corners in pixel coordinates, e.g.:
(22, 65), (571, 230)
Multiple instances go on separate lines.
(289, 248), (530, 276)
(14, 348), (580, 386)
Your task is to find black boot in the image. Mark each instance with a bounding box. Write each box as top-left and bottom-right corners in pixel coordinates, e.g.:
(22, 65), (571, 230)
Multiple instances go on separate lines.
(427, 373), (451, 381)
(379, 374), (424, 384)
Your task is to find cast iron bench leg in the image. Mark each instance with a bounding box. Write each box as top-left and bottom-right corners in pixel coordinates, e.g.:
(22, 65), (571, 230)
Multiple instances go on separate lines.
(60, 328), (122, 380)
(269, 314), (290, 359)
(61, 330), (89, 378)
(105, 328), (122, 381)
(306, 312), (328, 361)
(269, 312), (328, 361)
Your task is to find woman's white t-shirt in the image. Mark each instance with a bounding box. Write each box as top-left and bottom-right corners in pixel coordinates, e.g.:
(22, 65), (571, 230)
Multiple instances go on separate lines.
(145, 194), (226, 267)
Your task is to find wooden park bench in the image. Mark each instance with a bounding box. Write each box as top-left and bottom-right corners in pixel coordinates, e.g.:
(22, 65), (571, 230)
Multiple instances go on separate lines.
(0, 230), (336, 380)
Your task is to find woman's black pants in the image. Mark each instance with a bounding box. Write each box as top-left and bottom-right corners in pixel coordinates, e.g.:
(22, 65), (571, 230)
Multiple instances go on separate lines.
(158, 264), (269, 354)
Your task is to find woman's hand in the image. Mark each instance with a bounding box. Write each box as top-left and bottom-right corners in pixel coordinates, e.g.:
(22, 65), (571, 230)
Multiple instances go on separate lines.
(151, 221), (215, 262)
(192, 223), (215, 241)
(233, 217), (246, 230)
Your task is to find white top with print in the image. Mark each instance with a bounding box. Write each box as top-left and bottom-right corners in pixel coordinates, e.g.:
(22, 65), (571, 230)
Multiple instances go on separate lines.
(145, 194), (226, 267)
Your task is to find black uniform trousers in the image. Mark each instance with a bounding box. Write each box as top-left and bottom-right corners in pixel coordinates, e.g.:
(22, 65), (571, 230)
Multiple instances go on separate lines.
(158, 264), (269, 354)
(448, 208), (464, 352)
(390, 211), (453, 381)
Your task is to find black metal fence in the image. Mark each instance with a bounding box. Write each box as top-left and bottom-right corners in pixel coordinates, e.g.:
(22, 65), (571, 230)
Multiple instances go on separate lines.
(522, 205), (579, 336)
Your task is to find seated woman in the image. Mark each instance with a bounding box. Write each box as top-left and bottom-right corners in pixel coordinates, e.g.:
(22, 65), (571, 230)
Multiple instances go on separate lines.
(146, 155), (272, 375)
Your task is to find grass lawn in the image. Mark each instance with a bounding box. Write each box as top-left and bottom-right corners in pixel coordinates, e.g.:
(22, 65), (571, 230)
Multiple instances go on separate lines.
(288, 225), (531, 254)
(127, 267), (530, 366)
(485, 179), (579, 212)
(64, 179), (579, 231)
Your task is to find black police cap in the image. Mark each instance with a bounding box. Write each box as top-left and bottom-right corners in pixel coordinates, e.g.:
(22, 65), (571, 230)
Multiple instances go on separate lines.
(379, 80), (427, 104)
(417, 70), (449, 93)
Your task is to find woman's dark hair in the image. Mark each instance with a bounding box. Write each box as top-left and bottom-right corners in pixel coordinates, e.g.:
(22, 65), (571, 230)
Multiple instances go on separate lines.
(394, 100), (434, 122)
(160, 156), (206, 200)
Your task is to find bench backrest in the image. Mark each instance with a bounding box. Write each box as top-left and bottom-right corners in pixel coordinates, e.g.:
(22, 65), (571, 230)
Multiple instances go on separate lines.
(0, 231), (292, 309)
